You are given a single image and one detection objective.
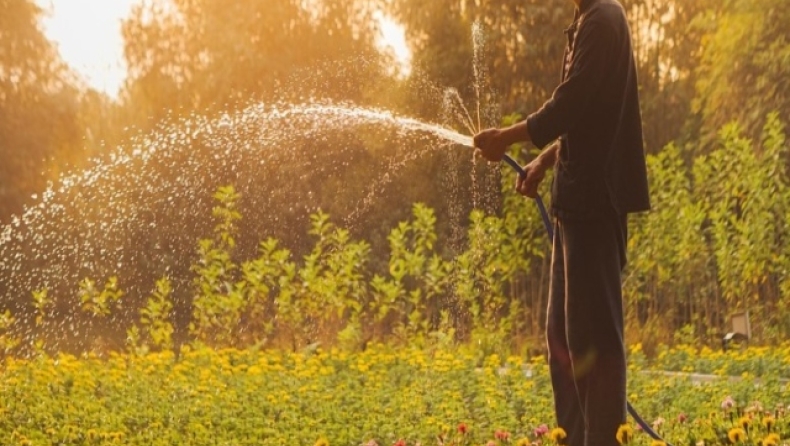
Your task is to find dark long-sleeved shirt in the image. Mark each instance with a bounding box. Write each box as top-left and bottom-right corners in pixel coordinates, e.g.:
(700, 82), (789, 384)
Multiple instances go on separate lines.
(526, 0), (650, 219)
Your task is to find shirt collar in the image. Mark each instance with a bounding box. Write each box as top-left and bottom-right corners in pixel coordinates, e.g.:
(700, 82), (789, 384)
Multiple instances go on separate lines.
(567, 0), (597, 44)
(577, 0), (597, 14)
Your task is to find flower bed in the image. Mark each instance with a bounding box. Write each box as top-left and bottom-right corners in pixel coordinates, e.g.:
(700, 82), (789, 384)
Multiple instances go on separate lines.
(1, 344), (788, 445)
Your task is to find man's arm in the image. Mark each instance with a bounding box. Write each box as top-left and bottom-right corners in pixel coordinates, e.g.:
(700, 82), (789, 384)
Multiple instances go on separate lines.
(532, 141), (559, 170)
(527, 18), (616, 148)
(493, 120), (531, 147)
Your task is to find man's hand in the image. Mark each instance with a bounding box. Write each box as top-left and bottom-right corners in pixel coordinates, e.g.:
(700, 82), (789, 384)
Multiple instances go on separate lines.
(516, 159), (548, 198)
(515, 142), (558, 198)
(473, 128), (508, 162)
(473, 121), (531, 162)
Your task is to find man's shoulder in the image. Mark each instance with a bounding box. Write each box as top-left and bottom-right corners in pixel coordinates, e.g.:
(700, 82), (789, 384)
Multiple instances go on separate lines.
(584, 0), (627, 26)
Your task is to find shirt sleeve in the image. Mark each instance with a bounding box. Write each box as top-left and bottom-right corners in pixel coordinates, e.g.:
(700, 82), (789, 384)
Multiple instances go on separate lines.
(526, 19), (617, 149)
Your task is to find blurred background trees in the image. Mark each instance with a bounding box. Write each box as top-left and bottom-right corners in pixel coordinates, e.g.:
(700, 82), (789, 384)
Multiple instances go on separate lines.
(0, 0), (82, 221)
(119, 0), (389, 130)
(0, 0), (788, 352)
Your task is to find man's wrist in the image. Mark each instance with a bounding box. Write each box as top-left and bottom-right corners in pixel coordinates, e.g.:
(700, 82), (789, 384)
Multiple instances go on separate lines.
(535, 143), (559, 170)
(500, 121), (531, 147)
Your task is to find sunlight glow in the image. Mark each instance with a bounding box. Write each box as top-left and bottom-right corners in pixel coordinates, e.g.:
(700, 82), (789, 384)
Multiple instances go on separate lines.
(36, 0), (138, 99)
(36, 1), (412, 98)
(375, 11), (412, 77)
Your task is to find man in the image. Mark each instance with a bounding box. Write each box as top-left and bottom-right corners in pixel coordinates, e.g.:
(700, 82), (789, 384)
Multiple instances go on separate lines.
(473, 0), (650, 445)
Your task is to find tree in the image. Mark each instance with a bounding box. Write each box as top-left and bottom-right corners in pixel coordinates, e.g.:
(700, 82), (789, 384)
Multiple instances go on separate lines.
(388, 0), (726, 155)
(119, 0), (390, 130)
(620, 0), (716, 153)
(692, 0), (790, 146)
(387, 0), (569, 127)
(0, 0), (82, 223)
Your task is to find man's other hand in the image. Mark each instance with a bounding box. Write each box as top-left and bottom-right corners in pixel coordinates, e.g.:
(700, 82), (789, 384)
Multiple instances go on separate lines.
(516, 158), (549, 198)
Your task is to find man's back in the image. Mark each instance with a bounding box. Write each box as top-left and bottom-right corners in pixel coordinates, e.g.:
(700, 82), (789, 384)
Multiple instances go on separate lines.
(527, 0), (650, 218)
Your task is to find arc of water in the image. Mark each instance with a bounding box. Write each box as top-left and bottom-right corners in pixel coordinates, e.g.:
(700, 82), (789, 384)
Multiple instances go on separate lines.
(444, 89), (479, 135)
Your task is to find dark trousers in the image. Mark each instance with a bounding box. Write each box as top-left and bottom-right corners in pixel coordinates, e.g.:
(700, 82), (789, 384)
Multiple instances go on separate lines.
(547, 211), (628, 446)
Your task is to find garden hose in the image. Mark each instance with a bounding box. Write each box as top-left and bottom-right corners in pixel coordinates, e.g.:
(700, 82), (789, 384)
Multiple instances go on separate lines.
(500, 153), (672, 446)
(501, 154), (554, 239)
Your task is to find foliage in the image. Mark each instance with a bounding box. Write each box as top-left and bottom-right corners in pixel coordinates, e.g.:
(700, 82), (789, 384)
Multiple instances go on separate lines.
(133, 277), (175, 353)
(1, 0), (789, 370)
(190, 185), (245, 346)
(5, 112), (788, 357)
(624, 143), (710, 345)
(285, 210), (371, 349)
(113, 186), (551, 353)
(1, 0), (785, 332)
(619, 0), (716, 151)
(370, 203), (452, 342)
(625, 114), (790, 349)
(641, 343), (790, 379)
(238, 237), (294, 346)
(78, 277), (124, 318)
(692, 0), (790, 144)
(0, 310), (19, 356)
(183, 186), (374, 350)
(0, 344), (788, 445)
(120, 0), (388, 131)
(389, 0), (569, 125)
(0, 0), (83, 222)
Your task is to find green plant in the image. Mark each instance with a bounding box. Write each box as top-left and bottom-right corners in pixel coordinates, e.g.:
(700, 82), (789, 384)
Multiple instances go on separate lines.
(239, 237), (295, 346)
(190, 185), (245, 347)
(31, 289), (51, 354)
(372, 203), (452, 343)
(282, 211), (371, 349)
(78, 277), (123, 317)
(0, 310), (19, 356)
(75, 277), (125, 354)
(138, 277), (174, 353)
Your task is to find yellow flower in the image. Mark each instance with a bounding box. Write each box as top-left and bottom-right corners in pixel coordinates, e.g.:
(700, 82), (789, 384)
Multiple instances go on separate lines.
(737, 416), (751, 429)
(727, 427), (747, 444)
(762, 434), (780, 446)
(516, 438), (531, 446)
(549, 427), (567, 444)
(314, 438), (329, 446)
(762, 416), (776, 430)
(616, 424), (634, 445)
(651, 440), (667, 446)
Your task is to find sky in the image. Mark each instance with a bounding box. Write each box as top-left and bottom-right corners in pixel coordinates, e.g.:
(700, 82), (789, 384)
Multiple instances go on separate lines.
(375, 10), (412, 76)
(36, 0), (411, 99)
(36, 0), (137, 98)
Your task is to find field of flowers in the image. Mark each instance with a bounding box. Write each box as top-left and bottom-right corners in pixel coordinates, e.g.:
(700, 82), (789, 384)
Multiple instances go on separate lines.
(1, 343), (789, 446)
